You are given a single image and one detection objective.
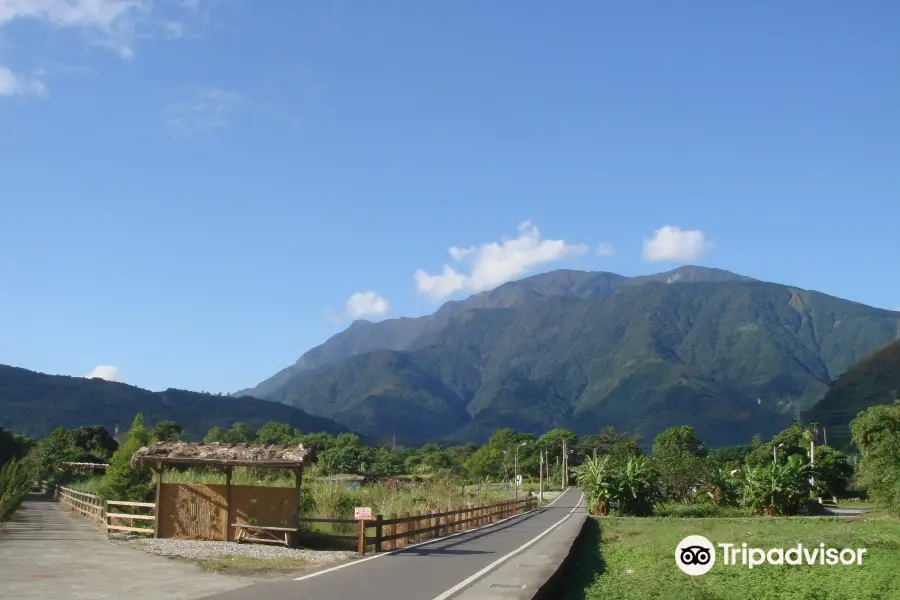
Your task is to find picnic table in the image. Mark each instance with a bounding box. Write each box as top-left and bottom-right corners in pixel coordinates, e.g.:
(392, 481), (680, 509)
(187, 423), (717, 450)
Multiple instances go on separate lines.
(232, 523), (298, 546)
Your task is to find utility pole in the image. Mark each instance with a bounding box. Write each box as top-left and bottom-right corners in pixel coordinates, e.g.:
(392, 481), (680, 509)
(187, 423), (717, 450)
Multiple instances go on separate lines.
(810, 437), (816, 490)
(539, 449), (543, 503)
(593, 447), (597, 461)
(823, 427), (827, 446)
(514, 447), (519, 502)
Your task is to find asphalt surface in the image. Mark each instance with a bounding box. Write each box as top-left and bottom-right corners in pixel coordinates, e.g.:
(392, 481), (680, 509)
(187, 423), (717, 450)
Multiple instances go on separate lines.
(202, 487), (585, 600)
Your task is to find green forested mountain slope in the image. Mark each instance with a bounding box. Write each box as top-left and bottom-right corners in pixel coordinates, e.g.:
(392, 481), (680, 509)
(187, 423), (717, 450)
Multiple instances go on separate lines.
(807, 338), (900, 446)
(0, 364), (351, 440)
(235, 266), (753, 399)
(273, 280), (899, 446)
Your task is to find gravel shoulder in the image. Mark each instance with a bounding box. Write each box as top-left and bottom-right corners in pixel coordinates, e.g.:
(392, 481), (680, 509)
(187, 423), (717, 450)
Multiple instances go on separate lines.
(111, 535), (358, 578)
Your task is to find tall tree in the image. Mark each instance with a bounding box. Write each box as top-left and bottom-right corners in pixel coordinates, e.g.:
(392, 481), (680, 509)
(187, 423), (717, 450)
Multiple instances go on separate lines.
(850, 401), (900, 515)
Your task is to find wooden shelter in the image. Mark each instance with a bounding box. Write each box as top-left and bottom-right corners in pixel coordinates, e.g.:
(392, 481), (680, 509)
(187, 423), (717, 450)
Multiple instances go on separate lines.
(131, 442), (308, 545)
(58, 461), (109, 471)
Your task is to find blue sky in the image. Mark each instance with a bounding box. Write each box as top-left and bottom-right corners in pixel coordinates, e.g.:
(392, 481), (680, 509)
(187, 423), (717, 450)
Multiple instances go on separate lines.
(1, 1), (898, 394)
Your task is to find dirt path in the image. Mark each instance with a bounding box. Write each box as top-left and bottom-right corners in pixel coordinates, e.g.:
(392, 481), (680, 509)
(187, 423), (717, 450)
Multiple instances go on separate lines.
(0, 495), (254, 600)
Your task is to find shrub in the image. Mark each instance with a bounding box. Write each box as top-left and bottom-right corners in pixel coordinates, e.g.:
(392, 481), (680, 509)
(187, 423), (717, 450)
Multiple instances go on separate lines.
(0, 457), (33, 520)
(740, 454), (813, 516)
(97, 414), (153, 502)
(653, 501), (752, 518)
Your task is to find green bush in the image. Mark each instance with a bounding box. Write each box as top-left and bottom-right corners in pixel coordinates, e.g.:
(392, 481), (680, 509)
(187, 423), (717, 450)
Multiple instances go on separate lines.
(97, 414), (153, 502)
(851, 402), (900, 515)
(740, 454), (813, 515)
(0, 457), (33, 520)
(653, 500), (752, 518)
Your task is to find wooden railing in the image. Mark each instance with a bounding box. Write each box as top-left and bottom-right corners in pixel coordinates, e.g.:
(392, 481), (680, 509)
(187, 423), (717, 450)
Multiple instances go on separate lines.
(105, 500), (155, 535)
(43, 483), (155, 535)
(58, 486), (105, 526)
(298, 496), (538, 554)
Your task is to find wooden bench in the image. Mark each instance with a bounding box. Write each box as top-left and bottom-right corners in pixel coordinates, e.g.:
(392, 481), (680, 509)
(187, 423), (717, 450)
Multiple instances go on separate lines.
(232, 523), (298, 547)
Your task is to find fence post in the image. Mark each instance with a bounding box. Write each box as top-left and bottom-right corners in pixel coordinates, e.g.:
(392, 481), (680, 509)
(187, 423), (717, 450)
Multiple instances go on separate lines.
(415, 511), (423, 543)
(357, 518), (367, 555)
(400, 512), (410, 547)
(389, 514), (397, 551)
(374, 515), (383, 553)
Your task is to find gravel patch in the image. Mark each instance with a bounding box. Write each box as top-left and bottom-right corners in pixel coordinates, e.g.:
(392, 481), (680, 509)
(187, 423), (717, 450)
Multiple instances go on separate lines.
(111, 534), (357, 563)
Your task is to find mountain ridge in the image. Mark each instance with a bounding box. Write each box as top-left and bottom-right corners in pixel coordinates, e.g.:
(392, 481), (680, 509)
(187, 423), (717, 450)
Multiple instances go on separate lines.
(236, 266), (756, 399)
(262, 278), (899, 446)
(807, 337), (900, 447)
(0, 364), (354, 440)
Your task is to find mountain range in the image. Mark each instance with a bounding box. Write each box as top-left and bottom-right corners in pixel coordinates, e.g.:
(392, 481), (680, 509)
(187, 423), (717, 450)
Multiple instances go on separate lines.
(0, 364), (351, 440)
(807, 338), (900, 447)
(236, 266), (900, 446)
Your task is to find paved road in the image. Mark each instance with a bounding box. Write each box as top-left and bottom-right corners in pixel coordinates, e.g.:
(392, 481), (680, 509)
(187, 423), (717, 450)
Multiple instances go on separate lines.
(203, 487), (585, 600)
(823, 506), (874, 517)
(0, 494), (252, 600)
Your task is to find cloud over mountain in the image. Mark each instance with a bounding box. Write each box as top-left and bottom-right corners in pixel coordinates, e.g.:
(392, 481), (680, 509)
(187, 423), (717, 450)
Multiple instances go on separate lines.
(642, 225), (712, 262)
(414, 221), (590, 301)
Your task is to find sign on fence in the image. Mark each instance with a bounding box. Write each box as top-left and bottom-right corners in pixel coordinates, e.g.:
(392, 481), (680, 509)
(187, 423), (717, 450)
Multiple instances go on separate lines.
(354, 506), (372, 520)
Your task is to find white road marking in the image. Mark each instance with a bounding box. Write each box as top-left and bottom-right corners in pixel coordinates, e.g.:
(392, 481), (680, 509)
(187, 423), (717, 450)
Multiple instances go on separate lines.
(430, 492), (585, 600)
(292, 488), (575, 582)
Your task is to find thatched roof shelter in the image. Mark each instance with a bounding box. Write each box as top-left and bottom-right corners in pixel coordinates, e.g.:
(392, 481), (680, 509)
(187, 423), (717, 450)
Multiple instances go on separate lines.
(59, 461), (109, 470)
(131, 442), (310, 469)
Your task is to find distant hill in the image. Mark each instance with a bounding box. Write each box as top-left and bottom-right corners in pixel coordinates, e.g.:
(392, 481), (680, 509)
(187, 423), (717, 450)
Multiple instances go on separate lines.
(236, 266), (755, 399)
(253, 275), (899, 447)
(806, 338), (900, 447)
(0, 364), (352, 440)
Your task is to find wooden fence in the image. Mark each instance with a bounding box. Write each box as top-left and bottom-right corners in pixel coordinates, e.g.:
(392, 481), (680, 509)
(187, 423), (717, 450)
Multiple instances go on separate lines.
(105, 500), (156, 535)
(43, 482), (536, 552)
(298, 496), (538, 554)
(43, 483), (156, 535)
(57, 486), (105, 526)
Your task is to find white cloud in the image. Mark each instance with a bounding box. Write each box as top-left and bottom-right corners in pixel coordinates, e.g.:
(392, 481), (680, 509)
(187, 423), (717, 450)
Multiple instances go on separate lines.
(595, 242), (615, 257)
(164, 86), (242, 139)
(642, 225), (712, 262)
(0, 0), (151, 59)
(326, 291), (390, 323)
(414, 221), (590, 301)
(85, 365), (120, 381)
(0, 0), (222, 96)
(0, 65), (46, 96)
(163, 20), (185, 39)
(345, 292), (389, 319)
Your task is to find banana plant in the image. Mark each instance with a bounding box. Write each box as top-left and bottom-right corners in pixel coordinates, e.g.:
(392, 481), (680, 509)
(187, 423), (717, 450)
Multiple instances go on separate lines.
(574, 455), (616, 516)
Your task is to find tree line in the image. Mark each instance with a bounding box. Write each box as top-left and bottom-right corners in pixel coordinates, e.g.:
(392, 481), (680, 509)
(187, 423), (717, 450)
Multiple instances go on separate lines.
(2, 400), (899, 518)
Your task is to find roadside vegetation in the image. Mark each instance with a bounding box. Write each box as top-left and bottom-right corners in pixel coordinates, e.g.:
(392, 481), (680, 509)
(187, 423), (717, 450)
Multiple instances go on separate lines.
(565, 514), (900, 600)
(1, 415), (573, 522)
(565, 402), (900, 600)
(0, 427), (35, 520)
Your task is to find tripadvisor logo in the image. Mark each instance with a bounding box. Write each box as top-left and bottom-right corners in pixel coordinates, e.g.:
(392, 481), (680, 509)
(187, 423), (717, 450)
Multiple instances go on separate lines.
(675, 535), (868, 575)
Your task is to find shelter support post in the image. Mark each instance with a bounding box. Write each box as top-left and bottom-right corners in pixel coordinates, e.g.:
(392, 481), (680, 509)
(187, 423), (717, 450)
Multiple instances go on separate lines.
(153, 462), (163, 538)
(224, 466), (233, 542)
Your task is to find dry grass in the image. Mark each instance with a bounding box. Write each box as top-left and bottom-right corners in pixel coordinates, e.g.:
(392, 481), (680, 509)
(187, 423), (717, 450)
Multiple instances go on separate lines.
(188, 554), (311, 577)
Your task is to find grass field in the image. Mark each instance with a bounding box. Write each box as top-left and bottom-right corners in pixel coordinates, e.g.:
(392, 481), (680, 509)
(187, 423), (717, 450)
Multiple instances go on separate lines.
(564, 513), (900, 600)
